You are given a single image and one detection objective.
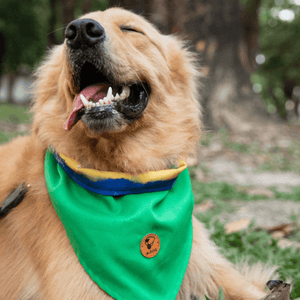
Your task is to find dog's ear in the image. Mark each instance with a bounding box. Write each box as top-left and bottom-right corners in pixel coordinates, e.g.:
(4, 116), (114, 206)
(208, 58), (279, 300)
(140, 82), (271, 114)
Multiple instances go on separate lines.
(161, 35), (202, 158)
(164, 36), (201, 104)
(32, 45), (75, 138)
(33, 45), (75, 108)
(33, 46), (64, 105)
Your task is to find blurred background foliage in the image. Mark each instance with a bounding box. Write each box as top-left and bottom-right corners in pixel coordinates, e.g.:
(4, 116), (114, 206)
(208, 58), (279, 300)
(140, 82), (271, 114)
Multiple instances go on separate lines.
(0, 0), (300, 122)
(0, 0), (108, 74)
(0, 0), (47, 73)
(253, 0), (300, 120)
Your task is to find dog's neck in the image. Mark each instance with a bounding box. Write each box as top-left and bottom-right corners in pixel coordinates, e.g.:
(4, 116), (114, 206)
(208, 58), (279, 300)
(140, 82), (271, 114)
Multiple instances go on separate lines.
(47, 130), (181, 176)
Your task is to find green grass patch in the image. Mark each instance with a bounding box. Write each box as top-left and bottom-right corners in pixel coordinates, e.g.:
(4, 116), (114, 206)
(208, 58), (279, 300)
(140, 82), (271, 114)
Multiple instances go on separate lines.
(0, 103), (32, 124)
(201, 129), (300, 173)
(190, 175), (300, 202)
(203, 287), (224, 300)
(191, 179), (254, 202)
(271, 186), (300, 202)
(190, 180), (271, 203)
(258, 141), (300, 173)
(189, 167), (270, 203)
(195, 216), (300, 299)
(200, 132), (215, 147)
(0, 131), (29, 144)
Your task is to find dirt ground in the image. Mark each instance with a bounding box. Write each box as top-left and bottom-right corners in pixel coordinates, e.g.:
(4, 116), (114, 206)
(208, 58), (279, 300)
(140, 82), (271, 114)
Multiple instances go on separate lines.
(191, 119), (300, 240)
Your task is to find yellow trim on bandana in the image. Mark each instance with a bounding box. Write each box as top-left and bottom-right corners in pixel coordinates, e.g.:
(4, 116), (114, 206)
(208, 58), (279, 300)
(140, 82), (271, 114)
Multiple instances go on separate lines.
(59, 152), (187, 184)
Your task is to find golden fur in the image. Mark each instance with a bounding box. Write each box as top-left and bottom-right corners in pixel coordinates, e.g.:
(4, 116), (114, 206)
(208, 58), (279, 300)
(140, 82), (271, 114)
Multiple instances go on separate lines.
(0, 8), (273, 300)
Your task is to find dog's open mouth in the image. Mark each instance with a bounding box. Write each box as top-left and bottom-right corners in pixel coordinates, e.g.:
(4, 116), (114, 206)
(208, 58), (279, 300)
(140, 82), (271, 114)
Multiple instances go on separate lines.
(63, 62), (151, 132)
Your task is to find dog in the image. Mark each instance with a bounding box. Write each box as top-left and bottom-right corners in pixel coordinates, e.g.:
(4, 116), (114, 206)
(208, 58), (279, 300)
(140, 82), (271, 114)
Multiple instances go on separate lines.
(0, 8), (274, 300)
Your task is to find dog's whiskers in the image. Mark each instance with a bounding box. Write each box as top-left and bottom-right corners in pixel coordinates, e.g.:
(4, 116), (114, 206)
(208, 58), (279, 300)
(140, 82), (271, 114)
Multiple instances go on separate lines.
(127, 66), (150, 99)
(47, 24), (70, 37)
(116, 44), (150, 99)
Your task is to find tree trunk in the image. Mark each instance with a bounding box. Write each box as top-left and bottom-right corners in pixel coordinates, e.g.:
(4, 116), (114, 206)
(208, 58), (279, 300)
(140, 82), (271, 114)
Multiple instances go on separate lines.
(241, 0), (261, 72)
(166, 0), (176, 33)
(168, 0), (270, 131)
(62, 0), (75, 27)
(7, 73), (16, 104)
(137, 0), (276, 131)
(0, 31), (5, 91)
(48, 0), (58, 46)
(109, 0), (152, 17)
(83, 0), (91, 14)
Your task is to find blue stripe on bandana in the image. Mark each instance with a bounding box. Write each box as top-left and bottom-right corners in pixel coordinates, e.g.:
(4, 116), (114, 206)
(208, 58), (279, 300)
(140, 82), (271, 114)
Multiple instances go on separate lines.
(52, 151), (186, 196)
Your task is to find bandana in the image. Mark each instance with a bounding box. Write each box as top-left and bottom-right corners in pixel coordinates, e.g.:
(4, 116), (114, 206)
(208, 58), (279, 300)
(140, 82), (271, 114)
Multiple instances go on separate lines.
(44, 149), (194, 300)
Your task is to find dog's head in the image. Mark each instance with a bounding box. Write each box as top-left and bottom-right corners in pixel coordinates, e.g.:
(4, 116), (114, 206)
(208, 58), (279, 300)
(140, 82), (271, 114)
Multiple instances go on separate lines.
(32, 8), (201, 173)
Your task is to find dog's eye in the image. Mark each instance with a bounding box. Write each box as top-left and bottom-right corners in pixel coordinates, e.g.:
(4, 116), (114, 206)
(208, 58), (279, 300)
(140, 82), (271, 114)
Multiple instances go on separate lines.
(120, 26), (144, 35)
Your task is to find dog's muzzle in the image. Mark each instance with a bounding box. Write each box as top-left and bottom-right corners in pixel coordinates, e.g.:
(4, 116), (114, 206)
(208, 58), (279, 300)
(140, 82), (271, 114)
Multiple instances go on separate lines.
(65, 19), (106, 49)
(63, 18), (151, 133)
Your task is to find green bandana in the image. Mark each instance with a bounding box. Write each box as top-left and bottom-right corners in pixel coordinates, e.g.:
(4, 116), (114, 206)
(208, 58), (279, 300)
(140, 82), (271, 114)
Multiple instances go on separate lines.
(44, 150), (194, 300)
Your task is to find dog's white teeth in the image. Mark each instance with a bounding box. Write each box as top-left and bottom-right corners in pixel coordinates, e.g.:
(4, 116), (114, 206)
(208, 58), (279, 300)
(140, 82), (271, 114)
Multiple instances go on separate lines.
(80, 94), (97, 109)
(89, 101), (96, 108)
(80, 94), (89, 107)
(81, 86), (130, 109)
(120, 86), (130, 100)
(107, 87), (113, 101)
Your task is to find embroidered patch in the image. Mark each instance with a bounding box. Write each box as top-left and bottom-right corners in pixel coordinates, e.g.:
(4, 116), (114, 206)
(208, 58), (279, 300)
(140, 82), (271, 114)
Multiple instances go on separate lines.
(140, 233), (160, 258)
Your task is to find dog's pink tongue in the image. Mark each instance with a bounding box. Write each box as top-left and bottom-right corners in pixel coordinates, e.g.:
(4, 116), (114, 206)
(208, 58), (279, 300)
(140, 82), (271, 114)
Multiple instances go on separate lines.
(63, 85), (106, 131)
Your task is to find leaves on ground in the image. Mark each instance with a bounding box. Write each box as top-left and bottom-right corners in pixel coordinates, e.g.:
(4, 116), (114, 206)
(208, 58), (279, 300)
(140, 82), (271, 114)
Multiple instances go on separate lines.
(225, 218), (251, 234)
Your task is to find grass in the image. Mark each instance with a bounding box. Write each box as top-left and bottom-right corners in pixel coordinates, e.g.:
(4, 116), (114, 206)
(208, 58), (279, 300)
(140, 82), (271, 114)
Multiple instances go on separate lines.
(192, 128), (300, 299)
(271, 186), (300, 201)
(195, 216), (300, 299)
(0, 103), (31, 144)
(190, 176), (268, 203)
(202, 128), (300, 173)
(189, 169), (300, 203)
(190, 170), (300, 299)
(0, 102), (32, 124)
(202, 287), (224, 300)
(0, 131), (29, 144)
(258, 141), (300, 173)
(189, 167), (300, 298)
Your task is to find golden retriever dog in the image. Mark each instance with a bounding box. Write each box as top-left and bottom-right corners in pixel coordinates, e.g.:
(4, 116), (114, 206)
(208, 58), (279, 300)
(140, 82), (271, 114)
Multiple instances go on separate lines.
(0, 8), (274, 300)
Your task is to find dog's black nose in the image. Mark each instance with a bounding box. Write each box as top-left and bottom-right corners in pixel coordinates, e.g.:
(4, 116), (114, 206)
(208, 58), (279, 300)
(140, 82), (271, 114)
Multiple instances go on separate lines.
(65, 19), (105, 49)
